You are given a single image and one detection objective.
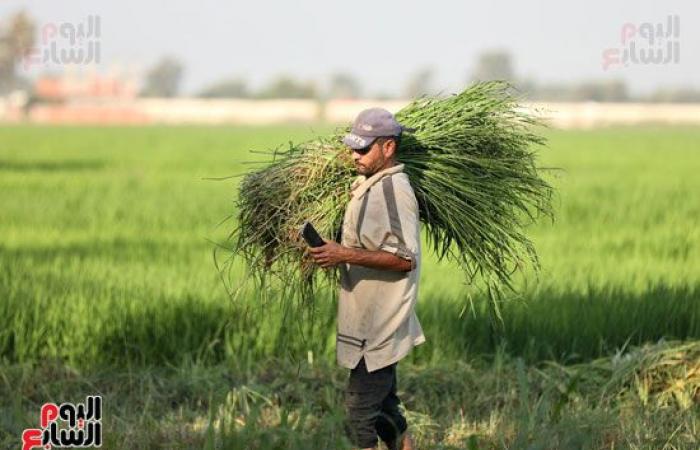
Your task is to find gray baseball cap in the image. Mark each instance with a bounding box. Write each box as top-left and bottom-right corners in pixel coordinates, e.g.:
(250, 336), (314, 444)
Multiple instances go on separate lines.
(343, 107), (408, 150)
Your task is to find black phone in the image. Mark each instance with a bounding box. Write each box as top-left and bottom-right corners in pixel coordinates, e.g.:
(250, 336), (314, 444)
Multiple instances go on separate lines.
(300, 221), (325, 247)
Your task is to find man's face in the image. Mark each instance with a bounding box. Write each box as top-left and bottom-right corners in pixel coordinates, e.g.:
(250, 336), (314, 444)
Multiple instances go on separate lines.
(350, 138), (395, 176)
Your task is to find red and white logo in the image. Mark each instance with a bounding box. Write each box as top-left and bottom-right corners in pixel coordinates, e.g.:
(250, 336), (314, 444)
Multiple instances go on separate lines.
(22, 396), (102, 449)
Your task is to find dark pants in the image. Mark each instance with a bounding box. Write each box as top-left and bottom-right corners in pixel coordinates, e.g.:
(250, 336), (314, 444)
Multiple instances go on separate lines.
(344, 356), (408, 449)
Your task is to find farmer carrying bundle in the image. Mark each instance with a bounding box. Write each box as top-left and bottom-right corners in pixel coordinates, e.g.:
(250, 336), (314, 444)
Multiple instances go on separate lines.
(218, 80), (553, 449)
(223, 80), (554, 321)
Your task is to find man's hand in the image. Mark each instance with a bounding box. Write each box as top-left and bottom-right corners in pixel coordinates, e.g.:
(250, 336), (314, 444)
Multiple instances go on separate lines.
(308, 239), (349, 268)
(307, 239), (413, 272)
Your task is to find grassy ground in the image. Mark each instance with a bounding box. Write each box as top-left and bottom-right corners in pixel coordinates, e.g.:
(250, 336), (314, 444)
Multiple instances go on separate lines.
(0, 124), (698, 449)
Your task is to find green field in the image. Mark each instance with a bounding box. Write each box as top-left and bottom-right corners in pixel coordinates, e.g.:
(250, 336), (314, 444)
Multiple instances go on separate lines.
(1, 125), (698, 449)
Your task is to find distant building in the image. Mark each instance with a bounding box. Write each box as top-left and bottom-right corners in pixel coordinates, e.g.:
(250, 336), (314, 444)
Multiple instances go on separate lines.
(34, 72), (138, 101)
(28, 72), (145, 124)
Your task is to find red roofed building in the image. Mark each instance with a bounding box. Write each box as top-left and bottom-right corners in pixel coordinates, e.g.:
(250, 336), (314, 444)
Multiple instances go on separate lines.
(34, 73), (137, 100)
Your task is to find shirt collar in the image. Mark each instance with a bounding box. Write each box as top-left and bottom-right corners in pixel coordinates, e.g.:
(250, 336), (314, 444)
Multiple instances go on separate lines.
(350, 163), (405, 199)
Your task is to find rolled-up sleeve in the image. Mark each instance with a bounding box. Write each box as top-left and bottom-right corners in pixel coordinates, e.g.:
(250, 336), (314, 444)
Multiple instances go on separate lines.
(359, 175), (420, 271)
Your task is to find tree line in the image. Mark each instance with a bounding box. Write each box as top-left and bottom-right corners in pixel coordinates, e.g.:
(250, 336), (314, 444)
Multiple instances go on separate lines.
(1, 10), (698, 103)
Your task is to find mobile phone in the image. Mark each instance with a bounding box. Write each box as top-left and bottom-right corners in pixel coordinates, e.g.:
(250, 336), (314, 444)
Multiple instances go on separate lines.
(300, 221), (325, 247)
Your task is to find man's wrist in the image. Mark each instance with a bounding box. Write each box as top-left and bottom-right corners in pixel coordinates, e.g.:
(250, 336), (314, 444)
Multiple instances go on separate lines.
(341, 245), (358, 264)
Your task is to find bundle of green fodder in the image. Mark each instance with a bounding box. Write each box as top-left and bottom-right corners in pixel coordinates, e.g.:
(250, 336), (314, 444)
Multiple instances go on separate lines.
(220, 81), (554, 322)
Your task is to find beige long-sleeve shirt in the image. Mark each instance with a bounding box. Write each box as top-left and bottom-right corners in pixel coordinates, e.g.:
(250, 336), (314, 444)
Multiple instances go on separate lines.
(336, 163), (426, 373)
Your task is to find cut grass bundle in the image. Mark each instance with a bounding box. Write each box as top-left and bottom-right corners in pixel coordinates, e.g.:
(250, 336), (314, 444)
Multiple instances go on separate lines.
(218, 81), (555, 326)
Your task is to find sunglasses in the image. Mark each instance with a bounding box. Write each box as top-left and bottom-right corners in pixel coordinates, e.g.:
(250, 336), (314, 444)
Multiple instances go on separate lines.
(351, 138), (378, 155)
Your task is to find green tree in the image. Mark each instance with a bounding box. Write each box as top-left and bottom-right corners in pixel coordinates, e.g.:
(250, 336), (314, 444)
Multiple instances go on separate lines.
(326, 72), (361, 99)
(256, 75), (317, 99)
(0, 10), (36, 94)
(140, 56), (184, 97)
(403, 67), (434, 99)
(198, 77), (249, 98)
(573, 80), (628, 101)
(648, 87), (700, 103)
(471, 50), (515, 82)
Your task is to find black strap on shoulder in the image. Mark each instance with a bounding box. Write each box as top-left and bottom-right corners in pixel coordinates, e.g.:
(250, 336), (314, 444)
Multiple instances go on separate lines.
(381, 175), (406, 247)
(355, 190), (370, 244)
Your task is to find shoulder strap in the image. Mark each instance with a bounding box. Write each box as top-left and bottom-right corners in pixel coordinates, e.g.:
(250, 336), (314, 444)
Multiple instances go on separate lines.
(355, 189), (371, 244)
(381, 174), (406, 247)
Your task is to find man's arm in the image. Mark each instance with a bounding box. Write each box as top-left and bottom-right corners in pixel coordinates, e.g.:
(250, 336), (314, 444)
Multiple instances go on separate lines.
(308, 240), (412, 272)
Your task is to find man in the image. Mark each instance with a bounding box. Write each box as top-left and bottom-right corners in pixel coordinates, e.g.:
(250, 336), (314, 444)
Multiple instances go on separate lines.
(308, 108), (424, 450)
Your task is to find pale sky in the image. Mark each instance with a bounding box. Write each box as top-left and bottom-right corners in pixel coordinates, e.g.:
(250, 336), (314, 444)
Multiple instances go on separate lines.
(2, 0), (697, 96)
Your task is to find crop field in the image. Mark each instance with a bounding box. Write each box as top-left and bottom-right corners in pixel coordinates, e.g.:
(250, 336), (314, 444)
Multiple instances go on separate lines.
(0, 124), (698, 449)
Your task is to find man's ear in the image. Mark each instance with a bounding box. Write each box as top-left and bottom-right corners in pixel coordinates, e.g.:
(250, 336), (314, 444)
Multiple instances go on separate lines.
(383, 138), (397, 159)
